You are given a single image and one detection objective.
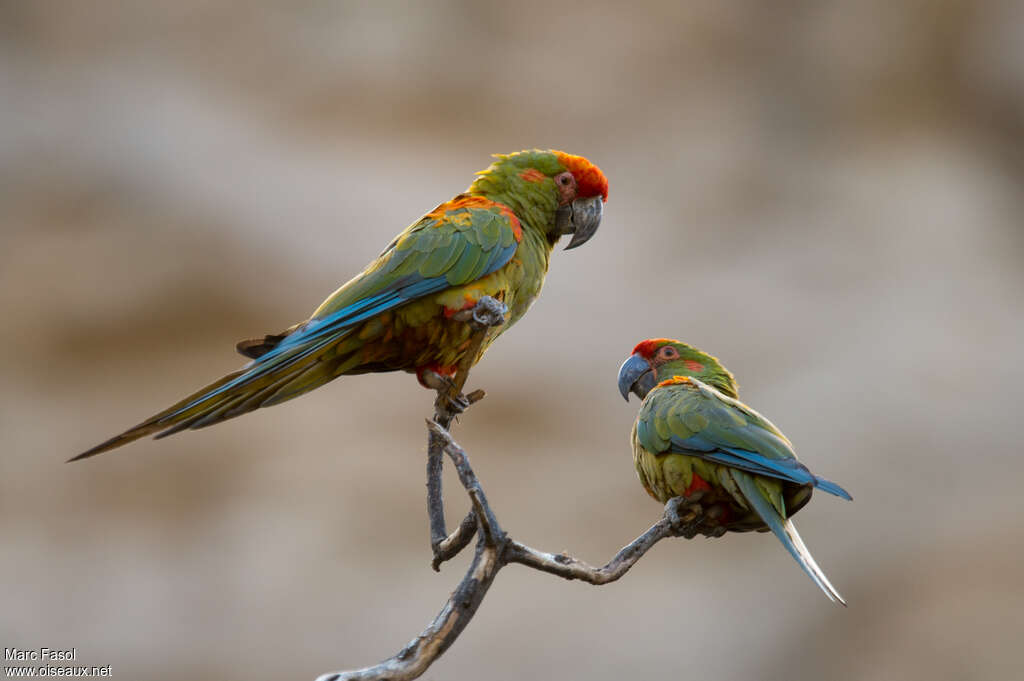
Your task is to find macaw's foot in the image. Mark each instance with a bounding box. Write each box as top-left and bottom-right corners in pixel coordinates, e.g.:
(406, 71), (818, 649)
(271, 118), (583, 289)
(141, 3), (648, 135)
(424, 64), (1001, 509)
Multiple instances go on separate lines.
(451, 295), (508, 330)
(420, 370), (471, 414)
(440, 390), (471, 415)
(665, 497), (706, 539)
(664, 493), (735, 539)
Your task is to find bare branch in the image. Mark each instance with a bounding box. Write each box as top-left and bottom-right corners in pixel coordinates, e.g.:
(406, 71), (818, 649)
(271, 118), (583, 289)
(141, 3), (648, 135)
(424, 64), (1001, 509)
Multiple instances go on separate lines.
(427, 421), (504, 546)
(430, 512), (477, 571)
(425, 431), (450, 551)
(427, 384), (485, 562)
(315, 538), (502, 681)
(426, 295), (505, 564)
(504, 519), (673, 585)
(319, 416), (704, 681)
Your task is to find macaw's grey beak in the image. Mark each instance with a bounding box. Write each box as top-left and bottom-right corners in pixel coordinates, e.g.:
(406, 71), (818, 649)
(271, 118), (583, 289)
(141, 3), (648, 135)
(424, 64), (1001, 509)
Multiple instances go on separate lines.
(556, 195), (603, 250)
(617, 353), (656, 401)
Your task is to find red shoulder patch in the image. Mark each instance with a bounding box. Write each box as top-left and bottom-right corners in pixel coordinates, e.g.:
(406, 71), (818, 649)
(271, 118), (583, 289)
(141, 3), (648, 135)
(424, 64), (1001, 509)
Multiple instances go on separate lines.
(554, 151), (609, 201)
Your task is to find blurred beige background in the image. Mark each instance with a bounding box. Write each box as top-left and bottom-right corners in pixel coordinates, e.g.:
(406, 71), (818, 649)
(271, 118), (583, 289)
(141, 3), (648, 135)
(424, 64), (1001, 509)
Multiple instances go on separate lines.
(2, 2), (1023, 680)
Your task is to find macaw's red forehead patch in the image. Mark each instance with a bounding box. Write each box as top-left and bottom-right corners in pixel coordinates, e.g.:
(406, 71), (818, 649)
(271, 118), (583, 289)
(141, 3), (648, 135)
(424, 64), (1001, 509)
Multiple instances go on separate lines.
(632, 338), (678, 358)
(553, 151), (609, 201)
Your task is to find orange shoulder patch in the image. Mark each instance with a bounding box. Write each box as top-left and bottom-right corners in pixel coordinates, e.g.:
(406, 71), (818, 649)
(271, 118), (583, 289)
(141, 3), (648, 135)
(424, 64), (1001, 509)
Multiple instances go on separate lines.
(425, 195), (522, 241)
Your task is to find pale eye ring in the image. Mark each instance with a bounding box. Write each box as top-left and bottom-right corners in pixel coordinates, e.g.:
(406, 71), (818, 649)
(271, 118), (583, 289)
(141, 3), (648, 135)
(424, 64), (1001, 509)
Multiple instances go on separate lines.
(556, 172), (574, 186)
(659, 346), (678, 359)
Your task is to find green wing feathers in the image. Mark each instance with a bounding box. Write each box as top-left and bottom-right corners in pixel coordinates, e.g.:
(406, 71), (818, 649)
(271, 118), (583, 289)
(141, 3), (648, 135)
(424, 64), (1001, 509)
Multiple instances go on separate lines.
(632, 377), (848, 603)
(636, 379), (794, 461)
(312, 201), (519, 320)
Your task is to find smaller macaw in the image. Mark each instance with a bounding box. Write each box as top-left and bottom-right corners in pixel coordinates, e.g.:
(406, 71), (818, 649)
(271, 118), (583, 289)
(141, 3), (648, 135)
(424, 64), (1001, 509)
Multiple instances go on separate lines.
(617, 339), (851, 604)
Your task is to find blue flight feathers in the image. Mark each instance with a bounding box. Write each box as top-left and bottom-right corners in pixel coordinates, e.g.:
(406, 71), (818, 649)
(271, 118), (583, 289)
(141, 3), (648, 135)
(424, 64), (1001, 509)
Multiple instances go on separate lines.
(670, 435), (852, 501)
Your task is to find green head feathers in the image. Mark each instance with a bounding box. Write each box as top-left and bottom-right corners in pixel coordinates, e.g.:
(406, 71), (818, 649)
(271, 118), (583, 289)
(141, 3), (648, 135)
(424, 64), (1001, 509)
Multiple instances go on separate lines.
(469, 149), (608, 243)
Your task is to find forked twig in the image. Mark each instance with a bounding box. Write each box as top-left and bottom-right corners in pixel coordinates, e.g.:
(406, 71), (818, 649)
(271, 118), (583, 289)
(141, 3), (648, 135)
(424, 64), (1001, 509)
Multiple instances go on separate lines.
(426, 296), (506, 564)
(316, 422), (700, 681)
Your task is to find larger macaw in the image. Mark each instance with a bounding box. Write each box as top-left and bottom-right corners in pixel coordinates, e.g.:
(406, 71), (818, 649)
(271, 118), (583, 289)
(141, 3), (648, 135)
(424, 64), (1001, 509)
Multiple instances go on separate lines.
(73, 149), (608, 461)
(617, 338), (851, 604)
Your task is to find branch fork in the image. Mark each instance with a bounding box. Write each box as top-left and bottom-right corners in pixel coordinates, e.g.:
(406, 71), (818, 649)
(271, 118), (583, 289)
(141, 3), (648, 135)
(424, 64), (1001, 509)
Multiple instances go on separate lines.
(316, 297), (702, 681)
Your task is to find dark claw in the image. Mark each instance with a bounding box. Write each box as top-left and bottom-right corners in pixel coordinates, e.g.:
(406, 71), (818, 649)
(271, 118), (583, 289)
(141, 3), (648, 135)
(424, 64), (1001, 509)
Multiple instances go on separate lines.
(434, 389), (470, 415)
(676, 524), (699, 540)
(449, 393), (470, 413)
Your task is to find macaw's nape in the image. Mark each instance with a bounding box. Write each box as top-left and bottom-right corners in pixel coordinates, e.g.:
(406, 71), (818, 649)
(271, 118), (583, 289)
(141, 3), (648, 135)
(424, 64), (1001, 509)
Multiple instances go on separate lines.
(72, 149), (608, 461)
(617, 339), (851, 604)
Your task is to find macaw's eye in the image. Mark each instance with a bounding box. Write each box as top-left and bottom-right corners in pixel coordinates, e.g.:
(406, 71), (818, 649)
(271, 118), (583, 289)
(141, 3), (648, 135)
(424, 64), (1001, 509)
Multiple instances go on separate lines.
(658, 346), (679, 360)
(554, 171), (576, 205)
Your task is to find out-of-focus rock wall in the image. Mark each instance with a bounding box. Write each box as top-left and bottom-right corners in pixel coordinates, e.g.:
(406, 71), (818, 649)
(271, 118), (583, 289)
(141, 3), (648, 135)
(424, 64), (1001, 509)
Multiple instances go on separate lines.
(2, 2), (1022, 679)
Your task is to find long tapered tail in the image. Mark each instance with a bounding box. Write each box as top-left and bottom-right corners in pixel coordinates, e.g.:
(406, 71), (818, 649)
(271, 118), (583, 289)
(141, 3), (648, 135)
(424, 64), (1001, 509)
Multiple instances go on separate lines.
(732, 470), (846, 605)
(70, 334), (359, 462)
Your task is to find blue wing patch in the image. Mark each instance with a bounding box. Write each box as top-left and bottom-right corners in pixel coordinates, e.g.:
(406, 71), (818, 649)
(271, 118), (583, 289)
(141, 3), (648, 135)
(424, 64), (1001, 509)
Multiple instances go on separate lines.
(669, 435), (851, 500)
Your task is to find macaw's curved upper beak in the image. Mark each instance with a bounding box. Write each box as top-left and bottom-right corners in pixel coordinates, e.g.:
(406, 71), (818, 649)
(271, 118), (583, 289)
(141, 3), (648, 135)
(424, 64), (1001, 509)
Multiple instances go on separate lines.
(617, 353), (657, 401)
(556, 195), (603, 250)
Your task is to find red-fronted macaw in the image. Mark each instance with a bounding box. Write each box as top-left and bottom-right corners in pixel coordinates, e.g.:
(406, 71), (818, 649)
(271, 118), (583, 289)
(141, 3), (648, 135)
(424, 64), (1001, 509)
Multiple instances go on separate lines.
(618, 338), (851, 604)
(73, 149), (607, 460)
